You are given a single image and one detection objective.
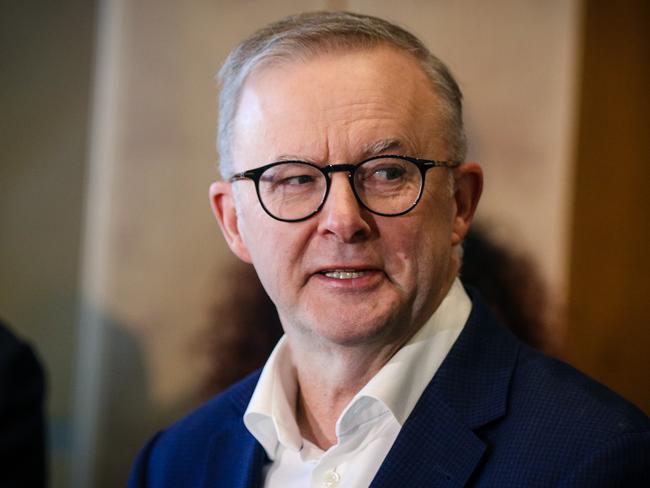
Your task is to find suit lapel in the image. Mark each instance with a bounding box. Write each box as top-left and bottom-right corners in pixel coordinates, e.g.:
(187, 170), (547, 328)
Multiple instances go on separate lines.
(370, 392), (486, 487)
(372, 293), (520, 487)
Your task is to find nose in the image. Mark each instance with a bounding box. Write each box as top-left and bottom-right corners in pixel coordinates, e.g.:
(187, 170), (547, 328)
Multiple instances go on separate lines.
(317, 172), (372, 242)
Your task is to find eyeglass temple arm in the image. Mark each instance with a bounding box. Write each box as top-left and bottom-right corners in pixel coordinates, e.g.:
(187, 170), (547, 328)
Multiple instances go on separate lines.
(229, 170), (259, 182)
(420, 159), (462, 168)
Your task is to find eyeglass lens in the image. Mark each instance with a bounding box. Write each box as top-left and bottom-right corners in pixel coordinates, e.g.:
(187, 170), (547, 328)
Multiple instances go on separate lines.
(257, 157), (422, 220)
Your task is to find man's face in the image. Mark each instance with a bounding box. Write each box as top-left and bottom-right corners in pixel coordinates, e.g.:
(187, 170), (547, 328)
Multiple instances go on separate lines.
(212, 46), (481, 348)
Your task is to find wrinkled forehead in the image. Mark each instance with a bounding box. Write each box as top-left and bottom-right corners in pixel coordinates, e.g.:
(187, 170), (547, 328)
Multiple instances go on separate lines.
(231, 46), (448, 167)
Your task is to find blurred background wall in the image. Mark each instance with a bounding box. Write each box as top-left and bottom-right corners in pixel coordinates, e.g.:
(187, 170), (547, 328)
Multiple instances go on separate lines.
(1, 1), (95, 486)
(0, 0), (647, 486)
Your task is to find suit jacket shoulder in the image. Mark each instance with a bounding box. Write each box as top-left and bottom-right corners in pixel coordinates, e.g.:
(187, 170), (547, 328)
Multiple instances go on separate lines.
(370, 294), (650, 487)
(477, 338), (650, 486)
(129, 369), (266, 488)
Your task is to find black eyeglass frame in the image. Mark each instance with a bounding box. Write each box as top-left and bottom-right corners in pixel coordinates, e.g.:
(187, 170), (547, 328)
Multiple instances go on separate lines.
(229, 154), (461, 222)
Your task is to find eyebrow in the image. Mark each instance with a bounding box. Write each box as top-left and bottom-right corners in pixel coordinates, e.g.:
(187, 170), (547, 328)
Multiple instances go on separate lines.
(361, 138), (405, 157)
(274, 154), (313, 162)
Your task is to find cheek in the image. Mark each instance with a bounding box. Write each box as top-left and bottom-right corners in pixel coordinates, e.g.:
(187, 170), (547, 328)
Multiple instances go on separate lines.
(239, 215), (311, 299)
(244, 232), (285, 307)
(237, 211), (278, 273)
(387, 208), (454, 286)
(381, 220), (428, 285)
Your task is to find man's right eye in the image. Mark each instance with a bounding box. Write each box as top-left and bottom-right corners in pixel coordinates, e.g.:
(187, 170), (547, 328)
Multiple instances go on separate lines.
(279, 174), (315, 186)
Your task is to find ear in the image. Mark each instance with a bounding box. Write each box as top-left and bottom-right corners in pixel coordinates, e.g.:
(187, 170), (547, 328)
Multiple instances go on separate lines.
(209, 181), (253, 263)
(451, 162), (483, 246)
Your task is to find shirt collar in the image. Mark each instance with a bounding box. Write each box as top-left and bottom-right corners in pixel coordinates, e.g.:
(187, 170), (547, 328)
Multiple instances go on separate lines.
(243, 337), (302, 458)
(244, 278), (471, 460)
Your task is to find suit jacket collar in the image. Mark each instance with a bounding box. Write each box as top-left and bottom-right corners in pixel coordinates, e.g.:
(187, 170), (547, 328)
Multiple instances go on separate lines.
(204, 291), (520, 488)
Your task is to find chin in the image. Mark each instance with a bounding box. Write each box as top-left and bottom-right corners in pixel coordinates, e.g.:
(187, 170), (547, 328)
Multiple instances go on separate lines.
(304, 307), (406, 348)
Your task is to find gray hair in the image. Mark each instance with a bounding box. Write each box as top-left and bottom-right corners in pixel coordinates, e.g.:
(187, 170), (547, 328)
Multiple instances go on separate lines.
(217, 11), (467, 178)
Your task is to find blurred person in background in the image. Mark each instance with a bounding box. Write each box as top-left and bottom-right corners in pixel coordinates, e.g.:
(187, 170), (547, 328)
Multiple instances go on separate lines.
(130, 11), (650, 487)
(0, 318), (46, 488)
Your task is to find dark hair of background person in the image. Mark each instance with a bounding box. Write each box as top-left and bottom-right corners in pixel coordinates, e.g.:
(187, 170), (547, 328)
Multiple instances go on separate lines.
(0, 318), (47, 488)
(461, 225), (553, 354)
(199, 226), (552, 399)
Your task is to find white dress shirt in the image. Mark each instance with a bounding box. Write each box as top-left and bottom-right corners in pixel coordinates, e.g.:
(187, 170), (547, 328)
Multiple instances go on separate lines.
(243, 278), (472, 488)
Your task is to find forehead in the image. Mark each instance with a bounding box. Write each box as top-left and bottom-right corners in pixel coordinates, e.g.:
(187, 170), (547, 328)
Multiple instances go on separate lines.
(231, 46), (446, 166)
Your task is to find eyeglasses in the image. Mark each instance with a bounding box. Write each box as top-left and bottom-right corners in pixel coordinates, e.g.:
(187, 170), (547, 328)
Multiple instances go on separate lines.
(229, 155), (460, 222)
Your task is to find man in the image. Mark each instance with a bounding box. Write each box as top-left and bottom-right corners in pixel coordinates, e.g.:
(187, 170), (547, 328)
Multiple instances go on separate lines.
(130, 12), (650, 487)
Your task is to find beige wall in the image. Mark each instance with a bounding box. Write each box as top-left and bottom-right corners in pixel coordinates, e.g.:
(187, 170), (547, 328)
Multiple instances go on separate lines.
(0, 2), (95, 487)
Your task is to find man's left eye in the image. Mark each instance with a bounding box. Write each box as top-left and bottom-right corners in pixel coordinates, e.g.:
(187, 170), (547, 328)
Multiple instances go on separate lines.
(372, 166), (406, 181)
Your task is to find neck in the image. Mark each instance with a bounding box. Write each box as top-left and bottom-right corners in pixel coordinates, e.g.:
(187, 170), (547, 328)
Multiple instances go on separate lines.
(289, 339), (402, 449)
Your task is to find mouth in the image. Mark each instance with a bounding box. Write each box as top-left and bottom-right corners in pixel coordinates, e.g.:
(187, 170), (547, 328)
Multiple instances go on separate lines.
(311, 265), (385, 291)
(319, 269), (369, 280)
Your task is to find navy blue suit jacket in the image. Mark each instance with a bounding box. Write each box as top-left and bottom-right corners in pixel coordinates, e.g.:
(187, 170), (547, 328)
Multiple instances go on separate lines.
(129, 296), (650, 487)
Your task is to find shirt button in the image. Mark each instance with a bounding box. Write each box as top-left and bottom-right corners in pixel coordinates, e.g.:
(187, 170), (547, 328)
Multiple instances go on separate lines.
(323, 469), (341, 488)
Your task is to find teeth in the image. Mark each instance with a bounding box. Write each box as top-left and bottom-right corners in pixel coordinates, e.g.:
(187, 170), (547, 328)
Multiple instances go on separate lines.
(323, 270), (365, 279)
